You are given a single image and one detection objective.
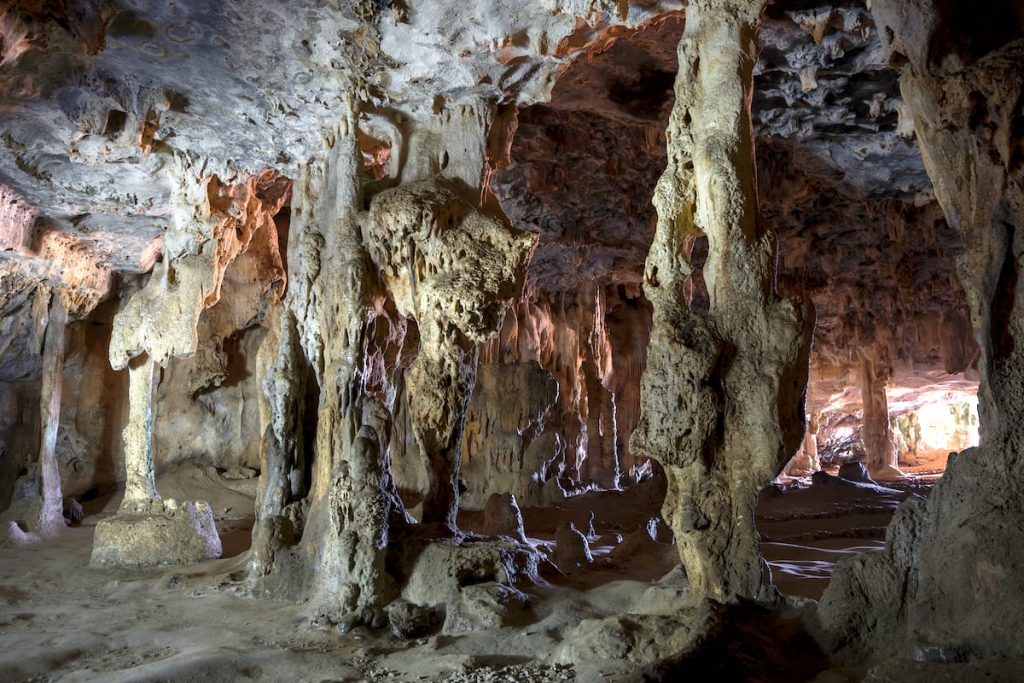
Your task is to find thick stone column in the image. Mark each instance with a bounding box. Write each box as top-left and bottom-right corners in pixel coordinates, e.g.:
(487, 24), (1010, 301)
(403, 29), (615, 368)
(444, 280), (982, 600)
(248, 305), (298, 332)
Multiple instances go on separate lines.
(249, 103), (410, 624)
(631, 0), (813, 602)
(359, 101), (536, 533)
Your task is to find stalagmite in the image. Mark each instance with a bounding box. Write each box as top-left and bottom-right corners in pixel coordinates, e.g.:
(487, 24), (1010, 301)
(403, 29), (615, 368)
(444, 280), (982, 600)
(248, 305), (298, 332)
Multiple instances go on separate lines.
(631, 0), (813, 602)
(33, 293), (66, 536)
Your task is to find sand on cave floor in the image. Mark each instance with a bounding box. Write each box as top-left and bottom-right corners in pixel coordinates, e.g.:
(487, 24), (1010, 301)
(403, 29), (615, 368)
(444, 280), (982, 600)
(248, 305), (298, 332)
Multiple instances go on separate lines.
(0, 463), (929, 682)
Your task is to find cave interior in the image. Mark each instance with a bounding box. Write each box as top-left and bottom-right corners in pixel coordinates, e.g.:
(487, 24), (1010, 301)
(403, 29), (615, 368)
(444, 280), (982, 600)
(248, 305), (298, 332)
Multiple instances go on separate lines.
(0, 0), (1022, 681)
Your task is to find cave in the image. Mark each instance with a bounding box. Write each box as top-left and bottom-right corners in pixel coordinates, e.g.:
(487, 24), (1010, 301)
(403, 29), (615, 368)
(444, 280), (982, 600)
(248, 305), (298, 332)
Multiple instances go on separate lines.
(1, 1), (1023, 681)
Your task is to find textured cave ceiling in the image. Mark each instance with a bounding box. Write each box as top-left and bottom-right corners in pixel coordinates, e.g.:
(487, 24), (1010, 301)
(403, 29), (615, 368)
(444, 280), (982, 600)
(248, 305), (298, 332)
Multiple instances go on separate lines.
(0, 0), (975, 388)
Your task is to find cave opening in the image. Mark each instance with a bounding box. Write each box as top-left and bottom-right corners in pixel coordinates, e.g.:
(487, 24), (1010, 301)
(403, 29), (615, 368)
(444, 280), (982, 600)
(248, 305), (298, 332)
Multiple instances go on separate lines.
(753, 1), (981, 600)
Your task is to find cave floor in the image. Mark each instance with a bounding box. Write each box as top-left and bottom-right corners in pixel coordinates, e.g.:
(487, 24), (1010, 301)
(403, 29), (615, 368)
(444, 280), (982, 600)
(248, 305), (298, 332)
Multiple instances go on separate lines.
(0, 470), (926, 682)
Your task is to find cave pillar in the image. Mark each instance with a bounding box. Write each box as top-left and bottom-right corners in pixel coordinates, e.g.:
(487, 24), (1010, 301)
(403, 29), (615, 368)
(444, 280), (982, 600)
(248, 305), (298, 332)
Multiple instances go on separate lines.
(91, 157), (237, 569)
(582, 350), (606, 487)
(249, 101), (408, 620)
(856, 352), (897, 475)
(34, 292), (68, 536)
(859, 353), (897, 476)
(120, 354), (160, 507)
(252, 310), (306, 537)
(784, 415), (820, 477)
(631, 0), (813, 602)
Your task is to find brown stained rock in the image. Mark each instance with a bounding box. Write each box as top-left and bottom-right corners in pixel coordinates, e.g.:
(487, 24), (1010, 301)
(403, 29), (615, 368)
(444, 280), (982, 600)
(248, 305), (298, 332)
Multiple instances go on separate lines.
(631, 0), (813, 602)
(860, 353), (900, 477)
(459, 362), (558, 509)
(482, 492), (529, 544)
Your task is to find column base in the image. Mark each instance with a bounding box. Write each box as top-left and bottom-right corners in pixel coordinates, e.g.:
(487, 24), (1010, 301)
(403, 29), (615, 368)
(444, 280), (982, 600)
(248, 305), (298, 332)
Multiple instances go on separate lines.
(90, 499), (222, 569)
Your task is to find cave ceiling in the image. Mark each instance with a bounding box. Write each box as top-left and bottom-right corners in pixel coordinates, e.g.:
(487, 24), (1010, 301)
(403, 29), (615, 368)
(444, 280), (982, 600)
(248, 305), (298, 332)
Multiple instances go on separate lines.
(0, 0), (974, 388)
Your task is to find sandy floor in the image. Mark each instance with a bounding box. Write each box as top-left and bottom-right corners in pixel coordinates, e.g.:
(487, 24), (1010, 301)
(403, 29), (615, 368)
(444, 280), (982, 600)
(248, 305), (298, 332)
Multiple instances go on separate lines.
(0, 465), (926, 682)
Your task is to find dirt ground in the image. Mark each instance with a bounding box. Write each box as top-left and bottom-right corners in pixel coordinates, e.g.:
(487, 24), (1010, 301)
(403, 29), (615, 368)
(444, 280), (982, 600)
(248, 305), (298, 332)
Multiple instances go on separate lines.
(0, 465), (921, 682)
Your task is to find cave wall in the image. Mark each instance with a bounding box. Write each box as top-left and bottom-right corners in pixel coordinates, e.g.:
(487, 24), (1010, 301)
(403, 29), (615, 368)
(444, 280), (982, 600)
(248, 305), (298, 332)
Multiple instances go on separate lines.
(816, 0), (1024, 666)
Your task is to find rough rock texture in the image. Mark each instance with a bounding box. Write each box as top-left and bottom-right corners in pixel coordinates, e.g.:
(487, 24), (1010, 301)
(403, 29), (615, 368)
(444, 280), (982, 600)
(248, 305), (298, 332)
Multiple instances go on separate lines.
(816, 0), (1024, 668)
(90, 498), (221, 569)
(363, 172), (536, 530)
(631, 0), (813, 602)
(396, 539), (541, 634)
(553, 521), (594, 572)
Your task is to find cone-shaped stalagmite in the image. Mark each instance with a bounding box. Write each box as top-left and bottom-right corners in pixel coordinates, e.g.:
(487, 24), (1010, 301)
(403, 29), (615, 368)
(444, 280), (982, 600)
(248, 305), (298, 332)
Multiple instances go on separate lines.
(631, 0), (813, 602)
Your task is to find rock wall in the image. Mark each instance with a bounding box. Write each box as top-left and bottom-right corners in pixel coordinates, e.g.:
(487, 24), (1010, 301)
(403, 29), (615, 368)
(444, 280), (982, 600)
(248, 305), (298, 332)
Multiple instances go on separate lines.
(816, 0), (1024, 667)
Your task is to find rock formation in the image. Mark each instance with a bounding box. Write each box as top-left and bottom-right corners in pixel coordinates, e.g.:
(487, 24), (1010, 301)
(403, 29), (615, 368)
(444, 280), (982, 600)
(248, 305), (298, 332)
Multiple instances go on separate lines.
(0, 0), (1021, 680)
(631, 0), (812, 602)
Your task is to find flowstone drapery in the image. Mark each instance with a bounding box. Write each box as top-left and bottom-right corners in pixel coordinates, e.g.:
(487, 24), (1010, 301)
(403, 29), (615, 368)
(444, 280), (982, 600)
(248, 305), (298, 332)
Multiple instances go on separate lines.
(631, 0), (813, 602)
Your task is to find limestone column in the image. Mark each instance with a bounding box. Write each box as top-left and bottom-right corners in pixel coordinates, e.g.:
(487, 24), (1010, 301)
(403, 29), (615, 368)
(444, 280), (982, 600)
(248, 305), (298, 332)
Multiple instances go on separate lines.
(361, 100), (536, 533)
(859, 353), (897, 475)
(631, 0), (813, 602)
(408, 335), (477, 530)
(35, 293), (68, 536)
(120, 355), (160, 507)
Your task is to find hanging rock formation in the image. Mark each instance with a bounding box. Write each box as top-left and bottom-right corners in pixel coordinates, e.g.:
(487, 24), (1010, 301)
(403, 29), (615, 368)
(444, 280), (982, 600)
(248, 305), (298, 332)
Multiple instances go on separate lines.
(631, 0), (813, 602)
(363, 175), (536, 531)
